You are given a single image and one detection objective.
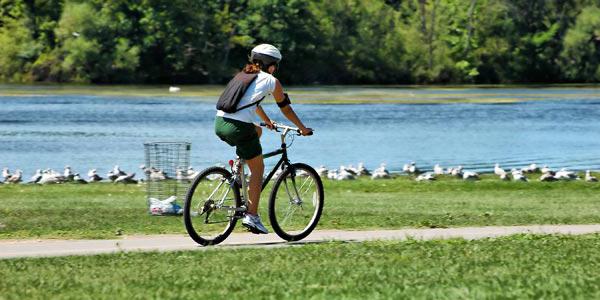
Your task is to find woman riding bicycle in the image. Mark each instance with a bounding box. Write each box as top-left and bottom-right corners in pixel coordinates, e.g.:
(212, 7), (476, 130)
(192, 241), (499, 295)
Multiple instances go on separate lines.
(215, 44), (313, 234)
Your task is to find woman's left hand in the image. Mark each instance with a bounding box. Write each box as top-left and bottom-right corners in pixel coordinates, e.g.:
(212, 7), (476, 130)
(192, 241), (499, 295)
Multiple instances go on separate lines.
(300, 127), (313, 136)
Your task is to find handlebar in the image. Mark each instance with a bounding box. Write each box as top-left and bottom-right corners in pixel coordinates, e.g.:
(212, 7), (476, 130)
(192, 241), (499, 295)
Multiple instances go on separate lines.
(259, 122), (313, 136)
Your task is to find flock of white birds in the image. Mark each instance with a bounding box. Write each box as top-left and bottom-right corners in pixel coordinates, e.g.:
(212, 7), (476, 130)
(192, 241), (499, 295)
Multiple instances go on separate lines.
(405, 162), (598, 183)
(1, 162), (597, 185)
(0, 165), (201, 185)
(313, 162), (598, 183)
(313, 163), (391, 180)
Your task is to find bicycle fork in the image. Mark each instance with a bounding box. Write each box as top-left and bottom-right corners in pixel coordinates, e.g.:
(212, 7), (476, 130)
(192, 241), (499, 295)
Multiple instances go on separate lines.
(283, 170), (304, 207)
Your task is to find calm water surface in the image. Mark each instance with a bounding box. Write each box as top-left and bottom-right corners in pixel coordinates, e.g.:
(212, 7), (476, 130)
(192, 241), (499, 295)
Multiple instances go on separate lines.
(0, 87), (599, 177)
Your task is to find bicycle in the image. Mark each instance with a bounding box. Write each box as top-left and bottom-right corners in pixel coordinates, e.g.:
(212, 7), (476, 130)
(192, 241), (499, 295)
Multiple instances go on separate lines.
(183, 122), (324, 246)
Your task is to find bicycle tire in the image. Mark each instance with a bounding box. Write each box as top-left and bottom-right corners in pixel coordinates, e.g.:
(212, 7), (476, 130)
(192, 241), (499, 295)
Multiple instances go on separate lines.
(268, 163), (324, 241)
(184, 166), (241, 246)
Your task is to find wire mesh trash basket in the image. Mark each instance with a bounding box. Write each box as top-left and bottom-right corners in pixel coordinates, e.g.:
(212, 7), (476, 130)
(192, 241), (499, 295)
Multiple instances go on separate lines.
(143, 141), (191, 215)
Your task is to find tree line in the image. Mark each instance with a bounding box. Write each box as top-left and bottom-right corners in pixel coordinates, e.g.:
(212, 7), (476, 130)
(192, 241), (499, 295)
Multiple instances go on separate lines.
(0, 0), (599, 84)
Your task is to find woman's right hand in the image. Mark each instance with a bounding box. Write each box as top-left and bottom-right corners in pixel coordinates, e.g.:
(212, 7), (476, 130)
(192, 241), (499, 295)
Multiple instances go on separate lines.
(265, 120), (275, 130)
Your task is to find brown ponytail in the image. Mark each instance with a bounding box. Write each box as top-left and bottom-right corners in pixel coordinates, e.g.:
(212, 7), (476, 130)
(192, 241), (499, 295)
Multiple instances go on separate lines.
(243, 63), (261, 74)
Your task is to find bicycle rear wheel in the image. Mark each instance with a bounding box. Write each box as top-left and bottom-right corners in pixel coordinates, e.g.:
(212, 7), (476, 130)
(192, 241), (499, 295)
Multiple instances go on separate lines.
(184, 166), (241, 246)
(268, 163), (324, 241)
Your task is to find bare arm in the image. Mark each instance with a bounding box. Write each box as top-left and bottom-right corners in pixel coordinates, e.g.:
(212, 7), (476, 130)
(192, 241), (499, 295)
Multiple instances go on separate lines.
(272, 79), (313, 135)
(255, 105), (274, 129)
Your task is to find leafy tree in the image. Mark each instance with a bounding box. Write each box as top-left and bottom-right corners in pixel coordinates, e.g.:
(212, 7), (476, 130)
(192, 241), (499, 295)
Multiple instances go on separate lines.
(2, 0), (600, 84)
(561, 5), (600, 82)
(228, 0), (323, 84)
(51, 1), (141, 82)
(0, 16), (40, 81)
(0, 0), (27, 25)
(307, 0), (410, 83)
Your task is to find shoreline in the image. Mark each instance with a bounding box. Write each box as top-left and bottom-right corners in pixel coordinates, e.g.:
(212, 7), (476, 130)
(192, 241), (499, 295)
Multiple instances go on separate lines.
(1, 84), (599, 104)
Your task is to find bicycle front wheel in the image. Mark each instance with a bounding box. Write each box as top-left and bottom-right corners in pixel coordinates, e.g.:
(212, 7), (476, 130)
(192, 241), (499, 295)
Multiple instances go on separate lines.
(268, 163), (324, 241)
(184, 166), (241, 246)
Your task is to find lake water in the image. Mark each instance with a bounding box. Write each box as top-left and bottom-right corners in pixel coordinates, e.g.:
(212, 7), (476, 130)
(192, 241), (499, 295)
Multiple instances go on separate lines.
(0, 86), (599, 178)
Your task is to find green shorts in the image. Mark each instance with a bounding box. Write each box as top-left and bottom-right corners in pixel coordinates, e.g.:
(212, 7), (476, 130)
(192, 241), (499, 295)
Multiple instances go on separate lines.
(215, 116), (262, 160)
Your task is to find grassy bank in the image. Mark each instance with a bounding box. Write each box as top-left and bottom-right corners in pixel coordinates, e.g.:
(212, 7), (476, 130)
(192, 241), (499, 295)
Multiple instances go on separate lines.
(1, 84), (599, 104)
(1, 234), (600, 298)
(0, 175), (599, 239)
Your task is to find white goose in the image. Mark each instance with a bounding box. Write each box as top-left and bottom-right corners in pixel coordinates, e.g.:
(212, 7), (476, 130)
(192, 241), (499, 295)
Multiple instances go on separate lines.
(176, 168), (189, 182)
(373, 163), (389, 176)
(187, 167), (200, 180)
(107, 165), (126, 182)
(408, 162), (420, 175)
(115, 172), (137, 184)
(462, 170), (480, 181)
(337, 166), (356, 180)
(433, 164), (444, 175)
(371, 163), (390, 179)
(585, 170), (597, 182)
(416, 172), (436, 182)
(150, 168), (168, 181)
(316, 165), (328, 177)
(511, 169), (528, 182)
(88, 169), (103, 182)
(29, 169), (42, 184)
(38, 169), (65, 184)
(72, 173), (88, 184)
(450, 166), (463, 177)
(356, 163), (370, 176)
(6, 169), (22, 184)
(64, 166), (75, 181)
(539, 172), (557, 182)
(540, 165), (553, 175)
(554, 168), (578, 180)
(327, 170), (338, 180)
(494, 163), (506, 177)
(523, 163), (539, 173)
(2, 168), (10, 182)
(343, 165), (358, 176)
(140, 164), (151, 176)
(296, 169), (310, 177)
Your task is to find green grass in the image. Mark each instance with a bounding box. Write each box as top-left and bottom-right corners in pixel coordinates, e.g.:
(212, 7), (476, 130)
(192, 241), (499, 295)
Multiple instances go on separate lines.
(1, 84), (599, 104)
(0, 174), (599, 239)
(1, 234), (600, 299)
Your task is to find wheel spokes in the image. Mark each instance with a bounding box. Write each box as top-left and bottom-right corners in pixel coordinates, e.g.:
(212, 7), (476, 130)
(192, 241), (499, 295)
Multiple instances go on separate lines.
(189, 174), (235, 235)
(276, 173), (317, 230)
(280, 204), (298, 226)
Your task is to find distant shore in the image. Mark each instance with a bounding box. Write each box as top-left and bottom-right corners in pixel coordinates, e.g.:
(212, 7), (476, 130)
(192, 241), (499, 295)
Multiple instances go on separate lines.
(1, 84), (599, 104)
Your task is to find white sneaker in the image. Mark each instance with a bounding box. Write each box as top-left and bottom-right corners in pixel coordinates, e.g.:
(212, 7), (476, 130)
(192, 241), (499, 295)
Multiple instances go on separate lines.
(242, 214), (269, 234)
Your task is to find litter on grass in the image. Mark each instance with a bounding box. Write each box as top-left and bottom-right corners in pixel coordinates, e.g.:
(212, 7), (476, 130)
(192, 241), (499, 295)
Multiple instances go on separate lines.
(149, 196), (183, 215)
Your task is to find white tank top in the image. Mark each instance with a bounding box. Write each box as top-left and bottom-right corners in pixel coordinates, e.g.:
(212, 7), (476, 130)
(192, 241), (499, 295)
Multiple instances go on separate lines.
(216, 71), (277, 124)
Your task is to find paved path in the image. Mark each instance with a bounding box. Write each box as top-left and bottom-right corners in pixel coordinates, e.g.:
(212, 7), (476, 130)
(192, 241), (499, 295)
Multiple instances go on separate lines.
(2, 224), (600, 259)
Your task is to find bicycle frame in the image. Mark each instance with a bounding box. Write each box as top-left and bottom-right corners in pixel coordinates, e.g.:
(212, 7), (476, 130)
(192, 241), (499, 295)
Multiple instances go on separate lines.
(236, 126), (297, 206)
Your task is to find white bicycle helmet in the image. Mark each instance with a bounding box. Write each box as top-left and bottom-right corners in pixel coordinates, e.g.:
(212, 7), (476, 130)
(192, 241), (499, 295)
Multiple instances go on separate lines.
(250, 44), (282, 67)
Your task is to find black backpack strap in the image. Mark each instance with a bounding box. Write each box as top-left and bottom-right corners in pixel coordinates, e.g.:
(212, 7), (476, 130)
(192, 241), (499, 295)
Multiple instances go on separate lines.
(236, 95), (266, 111)
(216, 72), (259, 113)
